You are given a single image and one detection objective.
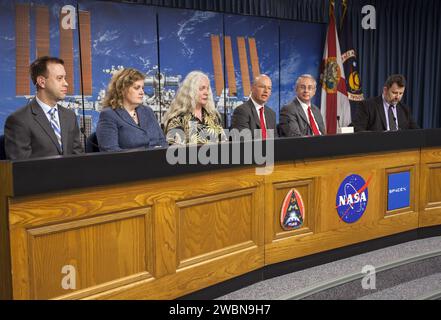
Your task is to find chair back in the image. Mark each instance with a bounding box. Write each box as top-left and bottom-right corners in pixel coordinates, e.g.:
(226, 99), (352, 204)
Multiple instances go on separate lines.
(86, 132), (99, 153)
(0, 135), (6, 160)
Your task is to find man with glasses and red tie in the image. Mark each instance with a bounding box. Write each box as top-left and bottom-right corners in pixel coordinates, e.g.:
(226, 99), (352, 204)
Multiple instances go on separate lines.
(352, 74), (419, 132)
(279, 74), (326, 137)
(231, 74), (278, 140)
(4, 56), (83, 159)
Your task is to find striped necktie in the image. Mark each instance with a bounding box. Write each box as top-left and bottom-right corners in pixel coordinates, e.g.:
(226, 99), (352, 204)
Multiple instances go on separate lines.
(48, 108), (63, 151)
(388, 105), (397, 131)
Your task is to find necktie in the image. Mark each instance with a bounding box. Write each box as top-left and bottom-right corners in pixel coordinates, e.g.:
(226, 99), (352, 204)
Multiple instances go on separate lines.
(48, 108), (63, 151)
(259, 107), (267, 140)
(388, 105), (397, 131)
(307, 106), (320, 136)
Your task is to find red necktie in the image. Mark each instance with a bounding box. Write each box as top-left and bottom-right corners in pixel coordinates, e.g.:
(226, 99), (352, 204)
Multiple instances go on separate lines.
(307, 106), (320, 136)
(259, 107), (267, 140)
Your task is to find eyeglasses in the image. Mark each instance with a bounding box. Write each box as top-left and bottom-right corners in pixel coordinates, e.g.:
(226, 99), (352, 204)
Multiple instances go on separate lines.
(256, 85), (272, 91)
(298, 85), (316, 91)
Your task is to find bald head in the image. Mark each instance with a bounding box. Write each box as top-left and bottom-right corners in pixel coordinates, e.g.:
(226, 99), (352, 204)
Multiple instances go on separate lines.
(251, 74), (272, 105)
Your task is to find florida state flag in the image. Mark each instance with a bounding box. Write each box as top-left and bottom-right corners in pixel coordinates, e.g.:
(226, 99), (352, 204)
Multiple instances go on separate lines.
(320, 0), (351, 134)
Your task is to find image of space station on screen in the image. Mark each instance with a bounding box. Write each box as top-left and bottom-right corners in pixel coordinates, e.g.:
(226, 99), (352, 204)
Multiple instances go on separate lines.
(0, 0), (325, 135)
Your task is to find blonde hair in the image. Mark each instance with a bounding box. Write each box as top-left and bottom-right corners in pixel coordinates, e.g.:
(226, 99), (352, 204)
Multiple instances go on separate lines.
(163, 71), (219, 129)
(102, 68), (145, 109)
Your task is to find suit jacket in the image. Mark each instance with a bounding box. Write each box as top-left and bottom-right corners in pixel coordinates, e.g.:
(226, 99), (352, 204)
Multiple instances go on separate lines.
(96, 105), (167, 152)
(4, 98), (83, 160)
(353, 96), (419, 132)
(230, 99), (278, 138)
(279, 98), (326, 137)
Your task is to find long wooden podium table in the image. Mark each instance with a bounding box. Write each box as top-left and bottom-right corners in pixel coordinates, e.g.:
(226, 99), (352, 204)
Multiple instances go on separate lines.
(1, 129), (441, 300)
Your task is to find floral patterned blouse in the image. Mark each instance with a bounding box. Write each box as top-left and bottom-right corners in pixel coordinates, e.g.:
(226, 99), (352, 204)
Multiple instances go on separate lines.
(165, 109), (226, 145)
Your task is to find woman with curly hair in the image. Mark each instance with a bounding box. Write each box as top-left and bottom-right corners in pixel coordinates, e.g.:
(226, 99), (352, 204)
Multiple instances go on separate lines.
(163, 71), (225, 145)
(96, 68), (167, 151)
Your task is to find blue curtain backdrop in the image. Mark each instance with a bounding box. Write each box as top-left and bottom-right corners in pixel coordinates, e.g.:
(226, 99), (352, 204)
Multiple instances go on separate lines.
(346, 0), (441, 129)
(116, 0), (441, 128)
(129, 0), (329, 22)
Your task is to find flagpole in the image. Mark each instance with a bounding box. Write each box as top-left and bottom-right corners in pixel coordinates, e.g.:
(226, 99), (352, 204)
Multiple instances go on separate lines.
(330, 0), (335, 18)
(340, 0), (348, 31)
(321, 0), (352, 134)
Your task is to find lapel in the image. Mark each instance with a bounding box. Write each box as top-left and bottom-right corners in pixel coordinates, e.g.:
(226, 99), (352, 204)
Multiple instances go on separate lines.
(395, 103), (406, 129)
(58, 105), (69, 154)
(311, 104), (323, 133)
(31, 99), (62, 154)
(247, 99), (261, 129)
(136, 107), (149, 133)
(294, 98), (309, 127)
(376, 96), (388, 130)
(115, 107), (147, 133)
(264, 107), (273, 129)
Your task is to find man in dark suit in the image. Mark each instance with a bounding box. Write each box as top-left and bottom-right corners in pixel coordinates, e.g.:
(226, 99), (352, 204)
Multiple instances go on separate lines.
(353, 74), (419, 132)
(230, 74), (278, 139)
(279, 74), (326, 137)
(4, 56), (83, 160)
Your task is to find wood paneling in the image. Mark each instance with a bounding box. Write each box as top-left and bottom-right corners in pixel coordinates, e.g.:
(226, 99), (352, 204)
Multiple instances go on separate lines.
(7, 168), (264, 299)
(0, 162), (13, 197)
(420, 148), (441, 227)
(177, 189), (257, 268)
(270, 179), (315, 241)
(10, 228), (31, 299)
(27, 209), (151, 299)
(2, 148), (441, 299)
(0, 163), (13, 299)
(264, 150), (420, 265)
(384, 165), (417, 217)
(427, 165), (441, 206)
(153, 198), (176, 278)
(265, 212), (418, 265)
(84, 246), (263, 300)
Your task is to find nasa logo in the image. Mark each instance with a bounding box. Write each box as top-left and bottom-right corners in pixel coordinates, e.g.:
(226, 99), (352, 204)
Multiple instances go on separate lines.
(336, 174), (372, 223)
(280, 189), (305, 231)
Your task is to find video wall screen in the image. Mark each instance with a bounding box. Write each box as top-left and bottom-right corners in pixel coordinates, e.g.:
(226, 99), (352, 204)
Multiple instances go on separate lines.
(0, 0), (326, 135)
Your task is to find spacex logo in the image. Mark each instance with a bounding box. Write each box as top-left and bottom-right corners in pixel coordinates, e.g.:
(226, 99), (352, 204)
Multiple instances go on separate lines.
(336, 174), (372, 224)
(387, 172), (411, 211)
(389, 187), (406, 194)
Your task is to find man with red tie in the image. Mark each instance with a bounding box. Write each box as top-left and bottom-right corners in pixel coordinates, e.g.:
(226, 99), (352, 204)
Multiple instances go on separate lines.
(279, 74), (326, 137)
(231, 74), (278, 139)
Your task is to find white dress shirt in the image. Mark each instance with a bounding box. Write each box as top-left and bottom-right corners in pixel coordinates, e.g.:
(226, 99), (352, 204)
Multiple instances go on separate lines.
(296, 97), (321, 134)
